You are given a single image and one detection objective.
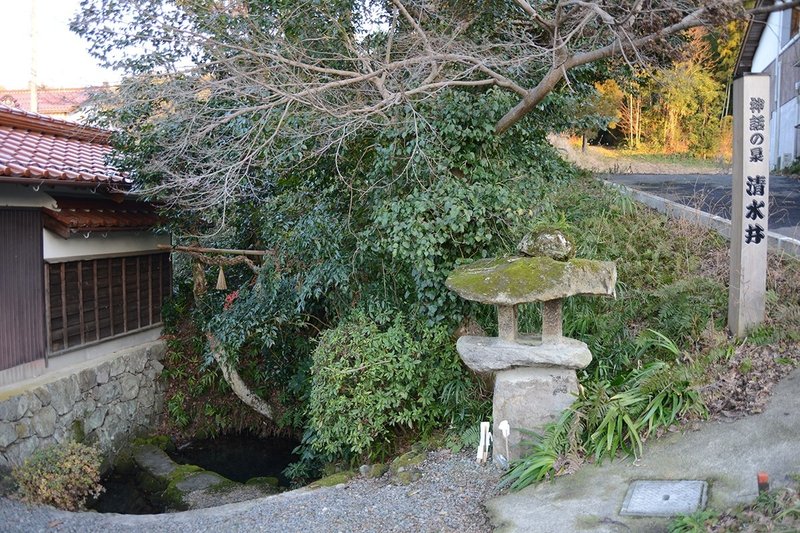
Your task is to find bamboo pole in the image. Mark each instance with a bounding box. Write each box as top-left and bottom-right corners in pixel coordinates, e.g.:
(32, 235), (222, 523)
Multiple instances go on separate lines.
(157, 244), (271, 256)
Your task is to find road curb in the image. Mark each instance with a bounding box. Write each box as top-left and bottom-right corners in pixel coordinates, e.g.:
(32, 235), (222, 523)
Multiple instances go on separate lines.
(603, 179), (800, 258)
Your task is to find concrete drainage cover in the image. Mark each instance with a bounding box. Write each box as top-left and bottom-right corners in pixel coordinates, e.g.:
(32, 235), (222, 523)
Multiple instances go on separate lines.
(620, 480), (708, 517)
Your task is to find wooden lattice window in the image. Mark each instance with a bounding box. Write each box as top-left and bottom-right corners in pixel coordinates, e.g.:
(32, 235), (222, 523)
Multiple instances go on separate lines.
(45, 252), (171, 353)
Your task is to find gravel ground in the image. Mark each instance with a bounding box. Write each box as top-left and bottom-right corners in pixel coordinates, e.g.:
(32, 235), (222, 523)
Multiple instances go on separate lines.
(0, 449), (503, 533)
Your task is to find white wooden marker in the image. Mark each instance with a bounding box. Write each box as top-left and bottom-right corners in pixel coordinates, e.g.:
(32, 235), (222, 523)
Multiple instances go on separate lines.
(729, 74), (770, 337)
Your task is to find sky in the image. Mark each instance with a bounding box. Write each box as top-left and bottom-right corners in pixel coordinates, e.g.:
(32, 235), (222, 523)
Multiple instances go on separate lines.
(2, 0), (119, 90)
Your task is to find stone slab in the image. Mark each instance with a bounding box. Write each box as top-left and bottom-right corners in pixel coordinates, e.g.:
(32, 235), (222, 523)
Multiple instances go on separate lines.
(133, 444), (178, 478)
(620, 480), (708, 517)
(492, 367), (578, 461)
(457, 335), (592, 372)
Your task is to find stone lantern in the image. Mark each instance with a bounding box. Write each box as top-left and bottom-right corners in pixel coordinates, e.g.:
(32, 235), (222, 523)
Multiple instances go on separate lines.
(446, 231), (616, 461)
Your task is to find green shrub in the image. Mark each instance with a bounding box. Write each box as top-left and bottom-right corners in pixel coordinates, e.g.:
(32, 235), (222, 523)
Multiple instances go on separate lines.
(306, 309), (489, 461)
(13, 441), (104, 510)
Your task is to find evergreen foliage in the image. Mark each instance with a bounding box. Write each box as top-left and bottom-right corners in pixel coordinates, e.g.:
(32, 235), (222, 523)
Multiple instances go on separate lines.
(593, 25), (745, 158)
(306, 310), (489, 461)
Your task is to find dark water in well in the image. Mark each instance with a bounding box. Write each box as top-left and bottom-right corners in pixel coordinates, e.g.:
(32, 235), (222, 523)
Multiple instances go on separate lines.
(170, 433), (299, 486)
(90, 433), (299, 514)
(91, 468), (167, 515)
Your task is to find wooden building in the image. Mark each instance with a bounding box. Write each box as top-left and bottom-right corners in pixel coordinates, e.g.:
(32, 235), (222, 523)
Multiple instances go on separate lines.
(0, 104), (170, 386)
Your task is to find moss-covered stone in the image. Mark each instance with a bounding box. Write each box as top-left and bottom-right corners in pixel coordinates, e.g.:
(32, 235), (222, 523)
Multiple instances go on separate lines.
(71, 420), (85, 444)
(141, 463), (202, 503)
(446, 256), (616, 305)
(161, 464), (206, 509)
(205, 478), (241, 494)
(366, 463), (389, 479)
(132, 435), (175, 452)
(322, 464), (340, 477)
(130, 442), (233, 510)
(241, 476), (282, 496)
(308, 470), (356, 488)
(518, 229), (575, 260)
(0, 467), (16, 497)
(110, 447), (135, 475)
(390, 450), (426, 474)
(245, 476), (280, 487)
(393, 470), (422, 485)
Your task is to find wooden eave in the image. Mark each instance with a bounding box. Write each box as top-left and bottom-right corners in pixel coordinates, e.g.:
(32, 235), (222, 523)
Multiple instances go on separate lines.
(735, 0), (774, 78)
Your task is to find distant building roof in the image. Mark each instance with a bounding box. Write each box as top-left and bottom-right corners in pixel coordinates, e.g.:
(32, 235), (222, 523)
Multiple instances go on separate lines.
(0, 104), (129, 189)
(734, 0), (774, 78)
(0, 87), (95, 116)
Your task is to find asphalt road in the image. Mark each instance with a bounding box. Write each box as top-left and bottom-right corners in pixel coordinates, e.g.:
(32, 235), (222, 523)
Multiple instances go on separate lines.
(603, 173), (800, 240)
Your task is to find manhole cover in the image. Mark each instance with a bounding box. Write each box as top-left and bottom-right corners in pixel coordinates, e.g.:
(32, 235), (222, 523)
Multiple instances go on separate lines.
(620, 480), (708, 517)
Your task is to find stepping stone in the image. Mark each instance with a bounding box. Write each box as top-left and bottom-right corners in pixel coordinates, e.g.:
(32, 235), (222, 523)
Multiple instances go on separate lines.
(175, 471), (228, 492)
(133, 444), (178, 478)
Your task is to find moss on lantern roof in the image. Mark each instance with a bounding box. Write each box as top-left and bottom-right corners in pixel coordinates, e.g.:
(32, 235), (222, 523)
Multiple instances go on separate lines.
(445, 255), (616, 305)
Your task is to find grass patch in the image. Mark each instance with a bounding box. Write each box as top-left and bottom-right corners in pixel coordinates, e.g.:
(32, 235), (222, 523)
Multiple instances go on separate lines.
(615, 150), (725, 168)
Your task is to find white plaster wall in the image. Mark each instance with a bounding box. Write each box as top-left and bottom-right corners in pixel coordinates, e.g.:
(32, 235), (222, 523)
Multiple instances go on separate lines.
(777, 98), (798, 167)
(43, 230), (171, 262)
(752, 11), (783, 73)
(0, 184), (57, 208)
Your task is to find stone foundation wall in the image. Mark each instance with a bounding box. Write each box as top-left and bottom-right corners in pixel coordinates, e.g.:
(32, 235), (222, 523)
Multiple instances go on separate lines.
(0, 341), (165, 468)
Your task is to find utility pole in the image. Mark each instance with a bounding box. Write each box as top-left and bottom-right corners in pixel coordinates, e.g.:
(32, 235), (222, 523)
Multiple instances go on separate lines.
(29, 0), (38, 114)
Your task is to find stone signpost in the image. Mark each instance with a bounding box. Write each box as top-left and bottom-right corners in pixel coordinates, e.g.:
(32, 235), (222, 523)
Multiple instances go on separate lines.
(729, 74), (770, 337)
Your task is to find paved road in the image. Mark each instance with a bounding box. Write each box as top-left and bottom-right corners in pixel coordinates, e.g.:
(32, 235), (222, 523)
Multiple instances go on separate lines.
(603, 173), (800, 240)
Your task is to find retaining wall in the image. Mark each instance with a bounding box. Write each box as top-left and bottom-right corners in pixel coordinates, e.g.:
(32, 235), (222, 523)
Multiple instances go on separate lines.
(0, 341), (165, 468)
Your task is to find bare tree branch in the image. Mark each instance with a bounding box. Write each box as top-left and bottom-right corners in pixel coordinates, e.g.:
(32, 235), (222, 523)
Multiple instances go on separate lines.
(75, 0), (800, 213)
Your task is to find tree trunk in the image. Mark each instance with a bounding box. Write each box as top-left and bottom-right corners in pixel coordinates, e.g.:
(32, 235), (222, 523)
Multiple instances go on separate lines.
(495, 67), (565, 135)
(635, 98), (642, 148)
(207, 335), (275, 421)
(629, 94), (634, 148)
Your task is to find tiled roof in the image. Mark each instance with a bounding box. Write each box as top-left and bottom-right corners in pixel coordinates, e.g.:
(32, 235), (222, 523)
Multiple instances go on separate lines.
(0, 87), (93, 116)
(0, 104), (130, 188)
(43, 197), (160, 238)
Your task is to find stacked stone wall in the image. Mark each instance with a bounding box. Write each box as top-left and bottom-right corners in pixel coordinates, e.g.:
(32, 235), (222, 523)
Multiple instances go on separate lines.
(0, 341), (165, 468)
